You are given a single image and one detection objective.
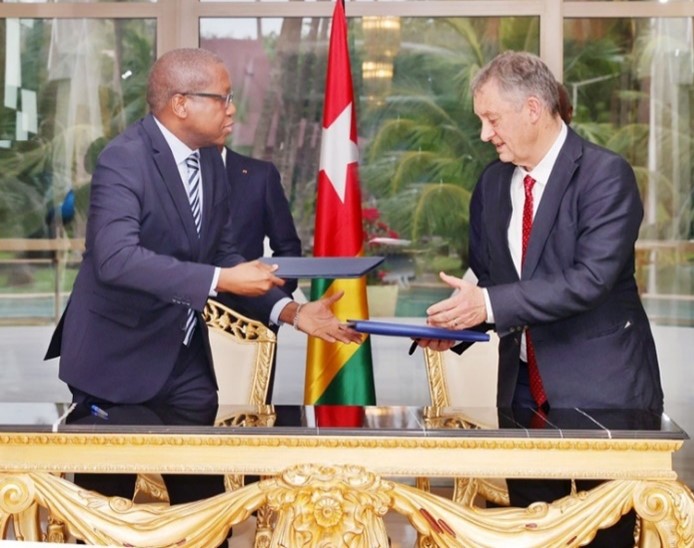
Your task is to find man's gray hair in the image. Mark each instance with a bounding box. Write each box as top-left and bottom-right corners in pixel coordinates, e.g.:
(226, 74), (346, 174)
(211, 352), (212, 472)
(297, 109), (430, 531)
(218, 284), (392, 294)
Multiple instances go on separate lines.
(147, 48), (226, 114)
(471, 51), (560, 115)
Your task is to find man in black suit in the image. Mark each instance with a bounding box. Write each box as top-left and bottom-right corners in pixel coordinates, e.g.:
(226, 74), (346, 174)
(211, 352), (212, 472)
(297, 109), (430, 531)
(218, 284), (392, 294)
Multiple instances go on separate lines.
(217, 145), (302, 403)
(44, 48), (360, 517)
(221, 145), (302, 298)
(419, 51), (663, 546)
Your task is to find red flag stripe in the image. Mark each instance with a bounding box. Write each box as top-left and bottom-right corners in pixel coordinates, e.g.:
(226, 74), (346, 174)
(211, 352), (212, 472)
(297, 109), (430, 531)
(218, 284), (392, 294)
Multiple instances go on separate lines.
(314, 166), (363, 257)
(304, 0), (376, 408)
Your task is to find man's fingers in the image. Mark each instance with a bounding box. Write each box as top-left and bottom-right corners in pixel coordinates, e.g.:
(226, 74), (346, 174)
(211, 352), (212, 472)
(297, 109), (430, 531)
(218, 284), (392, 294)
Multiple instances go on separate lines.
(340, 326), (364, 344)
(321, 290), (345, 306)
(427, 307), (458, 326)
(311, 323), (363, 344)
(416, 338), (455, 351)
(253, 260), (278, 273)
(247, 261), (284, 288)
(426, 297), (455, 317)
(268, 272), (285, 286)
(439, 271), (462, 287)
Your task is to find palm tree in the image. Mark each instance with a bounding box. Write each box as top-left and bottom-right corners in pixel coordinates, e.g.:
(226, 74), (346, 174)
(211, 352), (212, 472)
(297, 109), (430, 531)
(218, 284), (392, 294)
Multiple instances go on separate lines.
(360, 17), (535, 271)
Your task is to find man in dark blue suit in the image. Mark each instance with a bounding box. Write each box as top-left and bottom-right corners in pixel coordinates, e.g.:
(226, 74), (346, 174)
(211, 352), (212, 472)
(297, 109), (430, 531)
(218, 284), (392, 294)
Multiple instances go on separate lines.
(44, 48), (360, 518)
(217, 146), (302, 403)
(221, 145), (301, 299)
(420, 51), (663, 546)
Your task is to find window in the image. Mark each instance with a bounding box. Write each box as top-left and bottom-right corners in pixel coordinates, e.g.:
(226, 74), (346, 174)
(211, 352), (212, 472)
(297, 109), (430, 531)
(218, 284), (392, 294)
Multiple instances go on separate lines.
(0, 17), (155, 321)
(0, 1), (691, 326)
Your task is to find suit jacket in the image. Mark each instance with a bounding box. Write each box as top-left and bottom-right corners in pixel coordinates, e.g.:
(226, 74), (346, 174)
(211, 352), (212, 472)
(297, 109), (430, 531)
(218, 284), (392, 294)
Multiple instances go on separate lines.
(217, 147), (301, 321)
(45, 115), (287, 403)
(468, 128), (663, 411)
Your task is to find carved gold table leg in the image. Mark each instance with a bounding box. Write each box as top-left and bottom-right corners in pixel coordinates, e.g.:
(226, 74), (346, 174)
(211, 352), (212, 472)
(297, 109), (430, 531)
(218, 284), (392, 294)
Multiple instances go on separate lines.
(392, 479), (694, 548)
(253, 474), (277, 548)
(46, 511), (67, 543)
(633, 480), (694, 547)
(1, 470), (693, 547)
(260, 464), (392, 547)
(415, 477), (431, 493)
(10, 502), (43, 542)
(3, 472), (259, 547)
(0, 474), (41, 542)
(253, 503), (275, 548)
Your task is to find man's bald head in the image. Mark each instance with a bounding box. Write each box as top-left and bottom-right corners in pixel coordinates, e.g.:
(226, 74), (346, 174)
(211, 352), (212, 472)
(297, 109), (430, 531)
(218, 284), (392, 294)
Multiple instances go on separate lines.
(147, 48), (227, 115)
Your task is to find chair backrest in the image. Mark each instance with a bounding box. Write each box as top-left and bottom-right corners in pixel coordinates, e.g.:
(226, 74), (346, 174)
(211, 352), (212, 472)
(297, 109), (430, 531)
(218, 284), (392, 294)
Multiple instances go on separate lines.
(203, 299), (276, 405)
(423, 332), (500, 408)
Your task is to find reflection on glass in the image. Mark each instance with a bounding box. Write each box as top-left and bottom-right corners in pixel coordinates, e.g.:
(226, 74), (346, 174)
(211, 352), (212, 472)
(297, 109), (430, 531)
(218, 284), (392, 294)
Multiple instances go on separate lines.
(201, 0), (512, 2)
(565, 0), (691, 2)
(1, 0), (156, 3)
(564, 17), (694, 324)
(0, 18), (155, 321)
(200, 16), (538, 317)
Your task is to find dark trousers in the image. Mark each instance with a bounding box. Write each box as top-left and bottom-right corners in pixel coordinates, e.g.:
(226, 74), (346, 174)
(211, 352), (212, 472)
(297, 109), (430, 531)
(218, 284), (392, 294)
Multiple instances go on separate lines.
(506, 362), (636, 548)
(69, 328), (227, 544)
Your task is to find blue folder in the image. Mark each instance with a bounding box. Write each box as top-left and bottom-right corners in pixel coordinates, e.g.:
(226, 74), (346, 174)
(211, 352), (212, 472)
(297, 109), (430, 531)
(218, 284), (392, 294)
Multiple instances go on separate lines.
(259, 256), (384, 279)
(347, 320), (490, 342)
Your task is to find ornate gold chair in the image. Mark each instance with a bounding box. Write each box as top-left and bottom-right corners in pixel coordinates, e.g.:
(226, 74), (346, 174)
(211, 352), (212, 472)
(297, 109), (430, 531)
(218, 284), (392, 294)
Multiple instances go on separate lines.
(133, 299), (278, 542)
(204, 298), (276, 407)
(420, 332), (510, 507)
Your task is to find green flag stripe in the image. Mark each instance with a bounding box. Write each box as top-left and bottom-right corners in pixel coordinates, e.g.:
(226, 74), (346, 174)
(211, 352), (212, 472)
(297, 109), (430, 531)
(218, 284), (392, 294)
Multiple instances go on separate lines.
(315, 338), (376, 405)
(309, 277), (332, 300)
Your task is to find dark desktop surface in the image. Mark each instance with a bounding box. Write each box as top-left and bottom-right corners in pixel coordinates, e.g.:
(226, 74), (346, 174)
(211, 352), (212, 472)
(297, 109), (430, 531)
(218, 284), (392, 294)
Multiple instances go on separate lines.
(0, 403), (686, 441)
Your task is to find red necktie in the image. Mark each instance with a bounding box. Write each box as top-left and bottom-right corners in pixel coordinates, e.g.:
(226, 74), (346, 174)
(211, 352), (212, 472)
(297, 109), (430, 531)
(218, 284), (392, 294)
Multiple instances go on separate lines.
(522, 175), (548, 411)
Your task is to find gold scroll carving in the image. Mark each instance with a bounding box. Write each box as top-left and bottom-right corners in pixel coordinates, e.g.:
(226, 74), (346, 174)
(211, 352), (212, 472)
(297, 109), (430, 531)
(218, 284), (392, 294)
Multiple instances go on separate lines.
(1, 466), (693, 547)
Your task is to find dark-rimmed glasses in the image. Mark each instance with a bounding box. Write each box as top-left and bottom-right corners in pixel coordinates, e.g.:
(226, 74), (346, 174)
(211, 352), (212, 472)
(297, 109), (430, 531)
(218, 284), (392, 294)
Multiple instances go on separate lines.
(180, 92), (234, 107)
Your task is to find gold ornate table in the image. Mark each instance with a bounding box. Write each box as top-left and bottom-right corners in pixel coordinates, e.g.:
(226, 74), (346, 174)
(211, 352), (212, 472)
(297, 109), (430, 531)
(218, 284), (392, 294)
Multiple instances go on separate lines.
(0, 403), (691, 547)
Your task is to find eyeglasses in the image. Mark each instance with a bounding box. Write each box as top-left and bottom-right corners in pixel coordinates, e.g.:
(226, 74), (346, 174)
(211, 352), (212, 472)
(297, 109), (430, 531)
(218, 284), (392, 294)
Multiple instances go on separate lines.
(181, 92), (234, 107)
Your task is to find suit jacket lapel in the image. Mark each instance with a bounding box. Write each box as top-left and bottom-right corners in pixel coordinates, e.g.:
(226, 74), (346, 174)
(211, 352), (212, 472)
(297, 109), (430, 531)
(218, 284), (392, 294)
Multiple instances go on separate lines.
(143, 115), (201, 255)
(522, 128), (581, 278)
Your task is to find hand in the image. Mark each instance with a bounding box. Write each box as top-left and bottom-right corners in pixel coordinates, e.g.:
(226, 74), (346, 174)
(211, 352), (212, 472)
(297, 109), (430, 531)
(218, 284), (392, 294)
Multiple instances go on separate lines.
(216, 260), (285, 296)
(426, 271), (486, 329)
(283, 291), (364, 344)
(413, 338), (457, 352)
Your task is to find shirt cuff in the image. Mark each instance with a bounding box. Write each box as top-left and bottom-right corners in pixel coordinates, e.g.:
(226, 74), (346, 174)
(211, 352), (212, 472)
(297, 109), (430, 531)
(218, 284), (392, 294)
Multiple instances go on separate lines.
(270, 297), (293, 326)
(209, 267), (220, 297)
(482, 288), (494, 323)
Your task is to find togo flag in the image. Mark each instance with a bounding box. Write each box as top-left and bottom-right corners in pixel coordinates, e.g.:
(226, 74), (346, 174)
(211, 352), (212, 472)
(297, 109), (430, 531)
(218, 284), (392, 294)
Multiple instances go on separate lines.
(304, 0), (376, 408)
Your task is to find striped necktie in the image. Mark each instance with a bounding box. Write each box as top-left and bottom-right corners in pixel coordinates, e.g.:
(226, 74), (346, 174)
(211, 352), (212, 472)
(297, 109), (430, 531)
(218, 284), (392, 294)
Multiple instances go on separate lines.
(182, 151), (201, 345)
(185, 151), (202, 235)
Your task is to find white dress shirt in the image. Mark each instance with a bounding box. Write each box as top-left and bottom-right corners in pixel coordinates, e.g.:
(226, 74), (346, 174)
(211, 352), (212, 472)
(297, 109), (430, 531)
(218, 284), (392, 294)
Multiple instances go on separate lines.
(153, 117), (220, 295)
(484, 122), (568, 361)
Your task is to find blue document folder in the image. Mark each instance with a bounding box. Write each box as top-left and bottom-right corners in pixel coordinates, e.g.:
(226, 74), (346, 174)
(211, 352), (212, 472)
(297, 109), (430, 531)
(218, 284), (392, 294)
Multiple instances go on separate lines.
(259, 256), (384, 279)
(347, 320), (490, 342)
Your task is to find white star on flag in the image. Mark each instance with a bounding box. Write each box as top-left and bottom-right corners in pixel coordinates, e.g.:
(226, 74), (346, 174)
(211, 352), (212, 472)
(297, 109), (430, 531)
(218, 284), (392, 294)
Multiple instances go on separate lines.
(319, 102), (359, 203)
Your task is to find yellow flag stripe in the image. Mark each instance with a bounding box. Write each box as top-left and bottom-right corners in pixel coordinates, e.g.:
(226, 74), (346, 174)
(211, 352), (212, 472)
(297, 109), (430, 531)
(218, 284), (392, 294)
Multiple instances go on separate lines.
(304, 277), (370, 402)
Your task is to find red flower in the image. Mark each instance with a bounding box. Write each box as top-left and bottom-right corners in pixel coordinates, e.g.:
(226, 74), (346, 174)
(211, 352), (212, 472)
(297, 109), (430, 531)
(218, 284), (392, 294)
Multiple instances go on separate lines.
(362, 207), (380, 222)
(362, 207), (399, 243)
